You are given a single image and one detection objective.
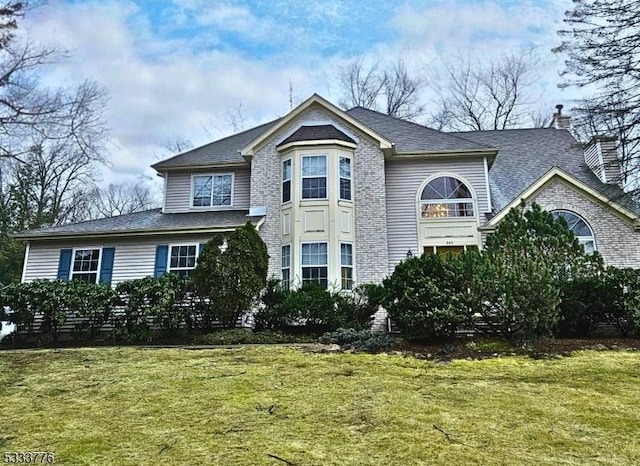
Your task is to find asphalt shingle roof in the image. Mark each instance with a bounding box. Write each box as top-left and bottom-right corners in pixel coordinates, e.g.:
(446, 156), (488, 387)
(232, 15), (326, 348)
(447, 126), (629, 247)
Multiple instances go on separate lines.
(277, 125), (356, 147)
(453, 128), (640, 214)
(346, 107), (492, 153)
(14, 209), (263, 239)
(151, 119), (280, 170)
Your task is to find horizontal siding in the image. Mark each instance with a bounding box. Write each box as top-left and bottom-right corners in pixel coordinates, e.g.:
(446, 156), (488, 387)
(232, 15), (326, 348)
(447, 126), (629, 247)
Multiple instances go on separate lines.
(23, 234), (218, 286)
(385, 157), (489, 271)
(164, 168), (250, 213)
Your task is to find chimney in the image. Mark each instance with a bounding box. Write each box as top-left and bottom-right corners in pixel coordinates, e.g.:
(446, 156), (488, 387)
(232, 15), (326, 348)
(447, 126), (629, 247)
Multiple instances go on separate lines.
(550, 104), (571, 130)
(584, 136), (621, 185)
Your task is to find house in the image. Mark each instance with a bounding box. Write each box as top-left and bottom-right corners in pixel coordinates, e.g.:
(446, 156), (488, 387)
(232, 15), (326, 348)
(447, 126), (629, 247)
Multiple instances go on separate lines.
(14, 95), (640, 299)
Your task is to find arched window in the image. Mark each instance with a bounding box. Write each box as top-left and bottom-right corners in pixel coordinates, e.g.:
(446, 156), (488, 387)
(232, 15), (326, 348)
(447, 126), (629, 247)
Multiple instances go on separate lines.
(552, 210), (596, 254)
(420, 176), (474, 218)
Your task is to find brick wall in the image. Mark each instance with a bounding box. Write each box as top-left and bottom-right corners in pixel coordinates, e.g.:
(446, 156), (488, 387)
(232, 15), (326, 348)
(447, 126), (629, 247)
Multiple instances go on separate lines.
(249, 104), (390, 284)
(532, 180), (640, 268)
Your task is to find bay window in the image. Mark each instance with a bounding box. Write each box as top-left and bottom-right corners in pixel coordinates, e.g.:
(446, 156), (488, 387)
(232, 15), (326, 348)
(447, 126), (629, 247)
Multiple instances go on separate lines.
(301, 242), (328, 288)
(301, 155), (327, 199)
(339, 156), (352, 201)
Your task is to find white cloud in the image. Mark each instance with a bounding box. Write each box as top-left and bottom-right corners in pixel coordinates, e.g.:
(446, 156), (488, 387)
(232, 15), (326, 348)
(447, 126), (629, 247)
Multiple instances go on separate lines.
(16, 0), (582, 187)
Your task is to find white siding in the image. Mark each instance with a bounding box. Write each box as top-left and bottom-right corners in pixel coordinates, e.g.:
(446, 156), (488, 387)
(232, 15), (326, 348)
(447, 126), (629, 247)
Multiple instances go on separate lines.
(385, 157), (489, 270)
(164, 168), (251, 213)
(23, 234), (218, 285)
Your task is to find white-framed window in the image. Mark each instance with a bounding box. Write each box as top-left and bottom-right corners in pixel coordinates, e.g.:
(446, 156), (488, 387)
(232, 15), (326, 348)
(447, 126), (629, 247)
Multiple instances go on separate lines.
(552, 210), (597, 254)
(301, 242), (328, 288)
(168, 244), (198, 276)
(281, 244), (291, 289)
(301, 155), (327, 199)
(282, 159), (292, 203)
(340, 243), (354, 290)
(339, 156), (352, 201)
(420, 176), (474, 218)
(192, 173), (234, 207)
(71, 248), (101, 283)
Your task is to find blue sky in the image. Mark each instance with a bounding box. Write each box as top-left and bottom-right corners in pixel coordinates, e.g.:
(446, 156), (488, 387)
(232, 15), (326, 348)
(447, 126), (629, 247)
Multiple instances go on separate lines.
(24, 0), (573, 185)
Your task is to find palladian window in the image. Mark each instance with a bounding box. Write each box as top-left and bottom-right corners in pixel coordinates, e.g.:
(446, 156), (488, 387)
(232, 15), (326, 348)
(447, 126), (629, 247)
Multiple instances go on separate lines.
(420, 176), (474, 218)
(552, 210), (596, 254)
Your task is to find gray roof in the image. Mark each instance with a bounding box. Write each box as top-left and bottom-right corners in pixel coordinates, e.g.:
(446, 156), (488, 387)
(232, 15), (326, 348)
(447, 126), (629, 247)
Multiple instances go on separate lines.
(277, 125), (355, 147)
(453, 128), (640, 214)
(15, 209), (263, 239)
(152, 119), (280, 170)
(346, 107), (492, 153)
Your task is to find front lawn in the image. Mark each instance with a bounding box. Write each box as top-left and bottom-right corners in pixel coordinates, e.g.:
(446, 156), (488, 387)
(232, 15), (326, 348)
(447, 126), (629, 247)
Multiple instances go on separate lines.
(1, 347), (639, 465)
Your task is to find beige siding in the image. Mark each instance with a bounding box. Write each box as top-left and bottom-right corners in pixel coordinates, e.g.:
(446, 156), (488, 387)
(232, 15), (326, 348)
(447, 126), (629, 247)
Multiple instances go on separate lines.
(385, 157), (489, 271)
(23, 234), (219, 285)
(164, 168), (250, 213)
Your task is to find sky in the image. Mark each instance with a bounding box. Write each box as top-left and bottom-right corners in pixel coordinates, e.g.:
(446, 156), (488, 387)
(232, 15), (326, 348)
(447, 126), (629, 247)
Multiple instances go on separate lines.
(22, 0), (577, 188)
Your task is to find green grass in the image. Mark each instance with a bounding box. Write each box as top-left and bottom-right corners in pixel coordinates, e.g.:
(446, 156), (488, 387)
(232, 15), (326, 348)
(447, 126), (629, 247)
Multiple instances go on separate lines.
(1, 347), (639, 465)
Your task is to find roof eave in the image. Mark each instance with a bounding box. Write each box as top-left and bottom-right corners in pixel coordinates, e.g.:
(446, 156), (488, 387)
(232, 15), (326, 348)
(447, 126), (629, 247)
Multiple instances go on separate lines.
(388, 148), (498, 160)
(152, 162), (250, 172)
(239, 94), (392, 157)
(276, 139), (358, 152)
(12, 219), (265, 241)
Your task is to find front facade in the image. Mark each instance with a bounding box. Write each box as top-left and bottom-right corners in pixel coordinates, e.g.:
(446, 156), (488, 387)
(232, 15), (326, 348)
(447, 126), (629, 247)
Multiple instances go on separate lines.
(15, 94), (640, 292)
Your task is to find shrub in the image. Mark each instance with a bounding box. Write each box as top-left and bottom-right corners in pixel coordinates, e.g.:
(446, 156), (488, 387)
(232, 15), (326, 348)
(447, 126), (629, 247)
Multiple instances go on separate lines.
(476, 203), (594, 341)
(319, 328), (396, 353)
(0, 279), (116, 342)
(66, 280), (117, 340)
(334, 284), (384, 330)
(271, 281), (339, 331)
(194, 329), (316, 345)
(193, 222), (269, 328)
(605, 267), (640, 337)
(381, 253), (473, 341)
(557, 257), (611, 337)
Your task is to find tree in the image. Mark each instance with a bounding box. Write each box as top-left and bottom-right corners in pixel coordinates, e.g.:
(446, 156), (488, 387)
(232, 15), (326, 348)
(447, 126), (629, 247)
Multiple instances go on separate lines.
(555, 0), (640, 190)
(86, 182), (157, 219)
(0, 4), (109, 284)
(193, 223), (269, 328)
(476, 203), (596, 341)
(430, 51), (543, 131)
(337, 58), (425, 120)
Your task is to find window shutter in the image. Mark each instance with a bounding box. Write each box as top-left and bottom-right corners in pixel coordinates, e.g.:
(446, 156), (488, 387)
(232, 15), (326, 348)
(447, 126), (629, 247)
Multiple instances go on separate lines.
(99, 247), (115, 285)
(154, 245), (169, 278)
(199, 243), (207, 255)
(57, 249), (73, 281)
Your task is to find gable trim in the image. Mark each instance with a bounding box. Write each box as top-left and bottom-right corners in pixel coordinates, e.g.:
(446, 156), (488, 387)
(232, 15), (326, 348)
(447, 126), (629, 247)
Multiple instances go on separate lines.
(239, 94), (393, 156)
(485, 167), (639, 228)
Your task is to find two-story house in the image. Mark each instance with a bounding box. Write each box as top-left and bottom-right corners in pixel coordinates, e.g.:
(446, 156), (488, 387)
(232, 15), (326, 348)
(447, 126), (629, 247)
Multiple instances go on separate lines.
(15, 95), (640, 298)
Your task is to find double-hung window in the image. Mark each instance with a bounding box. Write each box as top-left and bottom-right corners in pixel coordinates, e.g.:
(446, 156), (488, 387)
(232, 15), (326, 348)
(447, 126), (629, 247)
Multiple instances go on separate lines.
(339, 156), (352, 201)
(72, 249), (101, 283)
(282, 159), (292, 203)
(169, 244), (198, 276)
(301, 155), (327, 199)
(340, 243), (354, 290)
(192, 174), (233, 207)
(281, 245), (291, 289)
(301, 242), (328, 288)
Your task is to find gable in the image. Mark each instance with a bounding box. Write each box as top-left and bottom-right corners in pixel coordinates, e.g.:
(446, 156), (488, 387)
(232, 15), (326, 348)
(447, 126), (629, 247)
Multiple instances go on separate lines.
(485, 167), (639, 228)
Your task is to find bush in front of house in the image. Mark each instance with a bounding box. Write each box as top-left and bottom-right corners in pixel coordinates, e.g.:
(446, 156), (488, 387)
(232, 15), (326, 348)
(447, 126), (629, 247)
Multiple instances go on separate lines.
(255, 280), (382, 332)
(474, 203), (597, 341)
(381, 252), (474, 341)
(1, 279), (117, 342)
(193, 222), (269, 329)
(603, 267), (640, 337)
(112, 273), (195, 342)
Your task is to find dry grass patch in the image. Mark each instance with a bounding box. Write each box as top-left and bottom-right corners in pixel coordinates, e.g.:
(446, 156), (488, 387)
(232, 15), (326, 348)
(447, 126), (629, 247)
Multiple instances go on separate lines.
(1, 347), (639, 465)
